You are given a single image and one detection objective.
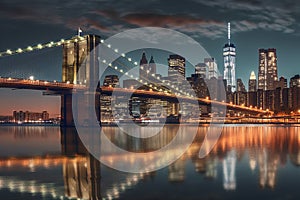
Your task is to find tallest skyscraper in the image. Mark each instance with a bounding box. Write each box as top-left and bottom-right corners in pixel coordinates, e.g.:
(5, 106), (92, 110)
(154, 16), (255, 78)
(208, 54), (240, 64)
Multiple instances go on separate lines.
(223, 22), (236, 92)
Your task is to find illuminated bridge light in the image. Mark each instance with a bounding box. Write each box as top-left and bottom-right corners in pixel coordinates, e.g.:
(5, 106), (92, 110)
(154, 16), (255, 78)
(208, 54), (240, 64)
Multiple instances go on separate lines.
(37, 44), (43, 49)
(107, 44), (111, 48)
(6, 49), (12, 54)
(17, 48), (23, 53)
(121, 53), (125, 57)
(27, 46), (33, 51)
(100, 39), (104, 43)
(114, 48), (118, 53)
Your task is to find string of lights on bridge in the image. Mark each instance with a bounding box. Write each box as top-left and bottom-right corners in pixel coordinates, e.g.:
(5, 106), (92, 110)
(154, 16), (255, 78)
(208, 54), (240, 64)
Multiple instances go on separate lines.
(0, 34), (272, 114)
(0, 35), (193, 98)
(0, 36), (85, 58)
(98, 38), (195, 98)
(98, 40), (272, 114)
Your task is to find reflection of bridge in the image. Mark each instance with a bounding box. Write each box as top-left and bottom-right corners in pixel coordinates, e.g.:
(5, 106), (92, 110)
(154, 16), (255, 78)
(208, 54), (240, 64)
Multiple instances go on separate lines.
(1, 126), (300, 198)
(0, 34), (272, 126)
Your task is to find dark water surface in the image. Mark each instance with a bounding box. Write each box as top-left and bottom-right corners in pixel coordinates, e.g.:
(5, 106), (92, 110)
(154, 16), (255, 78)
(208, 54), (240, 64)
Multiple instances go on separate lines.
(0, 125), (299, 200)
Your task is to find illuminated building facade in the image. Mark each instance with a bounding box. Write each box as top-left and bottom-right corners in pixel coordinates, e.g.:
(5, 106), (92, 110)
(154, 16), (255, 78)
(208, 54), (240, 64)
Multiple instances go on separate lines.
(195, 63), (208, 79)
(205, 58), (218, 80)
(248, 71), (257, 107)
(223, 23), (236, 92)
(13, 110), (49, 122)
(258, 48), (278, 91)
(248, 71), (257, 92)
(290, 75), (300, 111)
(103, 75), (119, 87)
(168, 54), (186, 83)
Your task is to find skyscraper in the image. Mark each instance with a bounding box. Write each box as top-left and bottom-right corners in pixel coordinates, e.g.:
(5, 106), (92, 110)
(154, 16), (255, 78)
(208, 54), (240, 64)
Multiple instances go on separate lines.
(139, 52), (148, 80)
(223, 22), (236, 92)
(195, 63), (208, 79)
(103, 75), (119, 87)
(205, 58), (218, 79)
(248, 71), (257, 107)
(290, 75), (300, 111)
(148, 56), (156, 75)
(258, 48), (278, 91)
(139, 52), (157, 83)
(248, 71), (257, 92)
(236, 78), (246, 93)
(168, 54), (186, 82)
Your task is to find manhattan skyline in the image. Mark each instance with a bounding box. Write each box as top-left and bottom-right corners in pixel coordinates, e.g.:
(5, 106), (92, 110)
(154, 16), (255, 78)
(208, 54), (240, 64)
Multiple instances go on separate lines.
(0, 0), (300, 116)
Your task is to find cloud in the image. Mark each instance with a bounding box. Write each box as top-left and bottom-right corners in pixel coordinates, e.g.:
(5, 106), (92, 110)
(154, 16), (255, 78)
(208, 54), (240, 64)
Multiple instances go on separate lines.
(0, 0), (299, 40)
(121, 13), (209, 27)
(118, 13), (228, 39)
(194, 0), (297, 34)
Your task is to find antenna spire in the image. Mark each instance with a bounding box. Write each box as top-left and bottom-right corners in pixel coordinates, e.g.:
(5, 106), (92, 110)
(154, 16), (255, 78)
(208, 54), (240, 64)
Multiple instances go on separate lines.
(228, 22), (231, 44)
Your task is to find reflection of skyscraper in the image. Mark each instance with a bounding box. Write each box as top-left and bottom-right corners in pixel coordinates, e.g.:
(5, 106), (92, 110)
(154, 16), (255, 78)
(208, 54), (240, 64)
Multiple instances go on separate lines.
(205, 157), (218, 179)
(168, 54), (186, 83)
(249, 149), (257, 171)
(258, 148), (279, 189)
(168, 158), (185, 182)
(223, 23), (236, 92)
(223, 150), (236, 190)
(258, 48), (278, 91)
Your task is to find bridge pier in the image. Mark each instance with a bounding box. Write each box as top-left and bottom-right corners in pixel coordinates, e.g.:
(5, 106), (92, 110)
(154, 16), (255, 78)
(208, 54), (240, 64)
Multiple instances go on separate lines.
(61, 93), (74, 127)
(60, 88), (101, 127)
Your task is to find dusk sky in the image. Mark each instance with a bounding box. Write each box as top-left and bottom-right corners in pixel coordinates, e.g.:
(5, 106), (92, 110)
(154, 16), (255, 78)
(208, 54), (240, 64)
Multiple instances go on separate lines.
(0, 0), (300, 116)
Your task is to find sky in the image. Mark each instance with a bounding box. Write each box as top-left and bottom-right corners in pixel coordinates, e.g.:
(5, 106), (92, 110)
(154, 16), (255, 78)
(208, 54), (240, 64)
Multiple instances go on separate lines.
(0, 0), (300, 116)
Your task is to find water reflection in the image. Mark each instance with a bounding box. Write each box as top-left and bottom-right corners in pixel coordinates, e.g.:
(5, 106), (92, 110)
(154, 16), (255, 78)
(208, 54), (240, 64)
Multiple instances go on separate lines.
(0, 125), (300, 199)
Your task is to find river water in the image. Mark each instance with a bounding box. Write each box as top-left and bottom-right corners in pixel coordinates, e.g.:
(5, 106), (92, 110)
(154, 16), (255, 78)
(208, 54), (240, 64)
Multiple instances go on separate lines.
(0, 124), (299, 200)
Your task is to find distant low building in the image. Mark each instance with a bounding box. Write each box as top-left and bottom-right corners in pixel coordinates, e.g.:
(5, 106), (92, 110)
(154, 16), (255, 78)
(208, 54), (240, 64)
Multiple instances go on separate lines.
(13, 110), (49, 122)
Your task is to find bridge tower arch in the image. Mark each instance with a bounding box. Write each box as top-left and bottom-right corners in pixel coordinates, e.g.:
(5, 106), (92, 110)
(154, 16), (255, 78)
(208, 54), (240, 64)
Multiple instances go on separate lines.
(61, 34), (101, 127)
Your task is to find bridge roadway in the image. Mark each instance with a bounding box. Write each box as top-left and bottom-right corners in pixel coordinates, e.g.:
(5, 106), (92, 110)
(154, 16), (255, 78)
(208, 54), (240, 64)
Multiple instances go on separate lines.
(0, 77), (272, 115)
